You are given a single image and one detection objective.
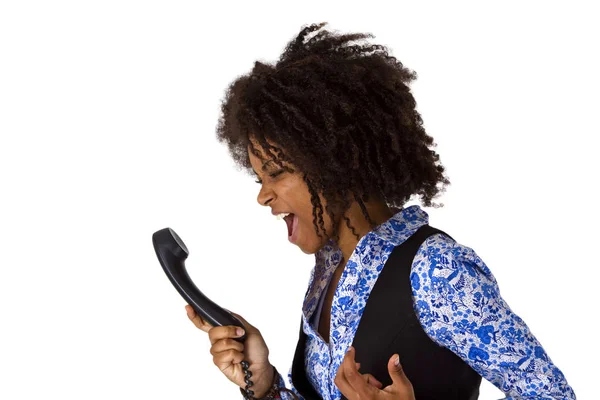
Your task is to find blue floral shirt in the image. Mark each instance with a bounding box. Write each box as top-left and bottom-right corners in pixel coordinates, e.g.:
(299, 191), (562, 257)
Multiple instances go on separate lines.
(267, 205), (575, 400)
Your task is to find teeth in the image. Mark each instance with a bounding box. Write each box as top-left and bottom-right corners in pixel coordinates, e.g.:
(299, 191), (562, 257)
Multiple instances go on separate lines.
(276, 212), (291, 220)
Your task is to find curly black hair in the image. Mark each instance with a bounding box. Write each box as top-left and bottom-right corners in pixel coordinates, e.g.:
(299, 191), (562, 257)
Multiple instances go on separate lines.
(216, 22), (450, 243)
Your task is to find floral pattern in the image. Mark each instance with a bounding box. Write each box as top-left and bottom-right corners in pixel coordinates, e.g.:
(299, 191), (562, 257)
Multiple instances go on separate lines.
(259, 205), (575, 400)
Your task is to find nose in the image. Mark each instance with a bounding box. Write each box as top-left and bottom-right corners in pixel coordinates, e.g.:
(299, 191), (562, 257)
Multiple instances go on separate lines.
(257, 185), (275, 207)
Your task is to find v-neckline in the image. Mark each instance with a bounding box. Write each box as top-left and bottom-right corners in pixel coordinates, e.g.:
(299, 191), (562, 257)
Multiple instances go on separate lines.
(306, 230), (375, 345)
(317, 272), (340, 344)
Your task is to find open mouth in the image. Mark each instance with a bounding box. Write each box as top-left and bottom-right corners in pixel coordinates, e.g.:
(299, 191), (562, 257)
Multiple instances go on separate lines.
(284, 213), (298, 241)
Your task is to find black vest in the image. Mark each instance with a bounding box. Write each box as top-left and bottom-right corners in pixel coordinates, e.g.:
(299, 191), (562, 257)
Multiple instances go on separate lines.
(290, 224), (482, 399)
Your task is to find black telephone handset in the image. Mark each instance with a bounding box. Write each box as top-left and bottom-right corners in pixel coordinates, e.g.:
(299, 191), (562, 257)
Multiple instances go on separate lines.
(152, 227), (247, 343)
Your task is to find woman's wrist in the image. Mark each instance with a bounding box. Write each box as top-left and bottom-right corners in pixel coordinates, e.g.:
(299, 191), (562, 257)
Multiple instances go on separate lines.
(239, 365), (299, 400)
(239, 364), (278, 399)
(254, 364), (276, 398)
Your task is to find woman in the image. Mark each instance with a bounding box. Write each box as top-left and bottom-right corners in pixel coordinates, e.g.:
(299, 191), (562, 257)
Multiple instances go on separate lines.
(184, 23), (576, 400)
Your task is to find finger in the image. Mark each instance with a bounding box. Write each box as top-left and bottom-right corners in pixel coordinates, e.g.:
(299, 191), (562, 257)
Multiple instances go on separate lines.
(334, 355), (354, 398)
(341, 347), (377, 397)
(351, 360), (382, 389)
(335, 347), (357, 396)
(209, 338), (245, 356)
(363, 373), (383, 389)
(208, 325), (246, 346)
(185, 304), (212, 332)
(351, 360), (381, 388)
(228, 311), (256, 334)
(212, 348), (245, 371)
(350, 360), (381, 388)
(343, 347), (376, 395)
(386, 354), (414, 397)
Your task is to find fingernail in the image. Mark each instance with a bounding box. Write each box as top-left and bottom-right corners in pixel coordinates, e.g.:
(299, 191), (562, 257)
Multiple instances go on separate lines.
(347, 346), (353, 353)
(236, 328), (245, 337)
(394, 355), (400, 366)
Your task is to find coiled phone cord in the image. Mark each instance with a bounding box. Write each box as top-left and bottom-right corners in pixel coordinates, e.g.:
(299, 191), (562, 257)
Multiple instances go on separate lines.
(240, 360), (256, 398)
(240, 362), (299, 399)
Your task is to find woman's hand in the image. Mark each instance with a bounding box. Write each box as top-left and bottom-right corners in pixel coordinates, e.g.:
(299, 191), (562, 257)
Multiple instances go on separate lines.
(334, 346), (416, 399)
(185, 304), (275, 398)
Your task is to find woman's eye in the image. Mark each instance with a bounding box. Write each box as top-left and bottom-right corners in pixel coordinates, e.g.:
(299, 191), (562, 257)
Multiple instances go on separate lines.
(254, 170), (284, 185)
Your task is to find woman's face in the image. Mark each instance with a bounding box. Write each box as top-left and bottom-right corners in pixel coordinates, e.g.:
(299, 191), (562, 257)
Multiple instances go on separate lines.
(248, 140), (333, 254)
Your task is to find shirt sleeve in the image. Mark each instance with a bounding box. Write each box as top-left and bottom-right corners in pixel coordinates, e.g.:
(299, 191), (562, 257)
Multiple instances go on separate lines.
(410, 233), (576, 399)
(283, 366), (305, 400)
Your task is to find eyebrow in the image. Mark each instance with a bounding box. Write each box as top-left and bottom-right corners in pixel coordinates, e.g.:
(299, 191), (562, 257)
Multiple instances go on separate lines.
(252, 160), (275, 176)
(262, 160), (275, 170)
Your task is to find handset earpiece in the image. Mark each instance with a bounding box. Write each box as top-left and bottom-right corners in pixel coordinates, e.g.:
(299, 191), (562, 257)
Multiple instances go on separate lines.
(152, 227), (247, 342)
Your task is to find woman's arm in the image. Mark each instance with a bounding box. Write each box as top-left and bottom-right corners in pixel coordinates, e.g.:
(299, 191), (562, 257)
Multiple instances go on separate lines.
(410, 233), (576, 399)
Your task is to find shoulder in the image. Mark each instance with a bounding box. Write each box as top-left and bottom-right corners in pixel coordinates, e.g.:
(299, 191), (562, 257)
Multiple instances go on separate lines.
(409, 230), (505, 351)
(410, 231), (498, 296)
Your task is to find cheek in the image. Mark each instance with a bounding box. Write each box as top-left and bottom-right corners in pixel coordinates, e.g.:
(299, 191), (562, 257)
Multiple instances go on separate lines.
(284, 178), (334, 250)
(298, 212), (334, 252)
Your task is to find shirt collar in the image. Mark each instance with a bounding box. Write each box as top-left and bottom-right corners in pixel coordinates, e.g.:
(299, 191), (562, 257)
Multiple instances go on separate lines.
(371, 204), (429, 244)
(313, 204), (429, 273)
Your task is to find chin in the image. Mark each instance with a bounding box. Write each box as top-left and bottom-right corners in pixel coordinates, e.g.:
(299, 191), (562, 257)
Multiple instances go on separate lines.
(297, 243), (317, 255)
(296, 238), (328, 255)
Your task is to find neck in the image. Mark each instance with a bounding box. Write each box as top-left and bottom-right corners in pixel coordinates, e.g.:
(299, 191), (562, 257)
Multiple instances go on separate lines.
(335, 200), (395, 266)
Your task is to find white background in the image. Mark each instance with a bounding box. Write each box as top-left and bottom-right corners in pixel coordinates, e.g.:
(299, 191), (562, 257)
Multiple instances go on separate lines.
(1, 1), (597, 399)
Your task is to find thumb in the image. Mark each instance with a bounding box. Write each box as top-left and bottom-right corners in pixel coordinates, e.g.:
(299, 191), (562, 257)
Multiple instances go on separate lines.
(388, 354), (413, 391)
(228, 311), (258, 334)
